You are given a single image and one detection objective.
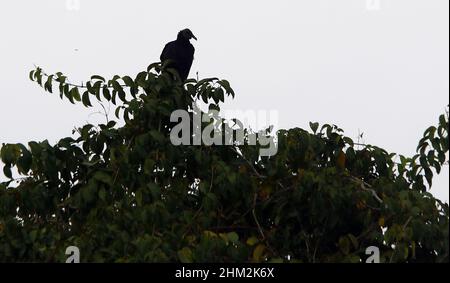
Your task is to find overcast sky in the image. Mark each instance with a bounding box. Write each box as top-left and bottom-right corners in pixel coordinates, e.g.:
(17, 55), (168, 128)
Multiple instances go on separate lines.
(0, 0), (448, 202)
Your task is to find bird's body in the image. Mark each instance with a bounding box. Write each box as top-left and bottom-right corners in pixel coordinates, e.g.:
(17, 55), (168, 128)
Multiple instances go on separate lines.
(160, 29), (197, 82)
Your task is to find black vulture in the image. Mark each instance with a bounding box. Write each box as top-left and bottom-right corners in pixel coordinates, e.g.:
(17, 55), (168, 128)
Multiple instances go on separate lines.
(160, 28), (197, 82)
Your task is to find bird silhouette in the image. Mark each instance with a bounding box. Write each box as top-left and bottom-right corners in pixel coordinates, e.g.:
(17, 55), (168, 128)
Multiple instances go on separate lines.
(160, 29), (197, 82)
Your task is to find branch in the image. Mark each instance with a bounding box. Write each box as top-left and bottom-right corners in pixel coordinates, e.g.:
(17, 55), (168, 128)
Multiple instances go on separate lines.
(348, 176), (383, 204)
(33, 65), (129, 89)
(231, 147), (266, 179)
(231, 146), (287, 190)
(251, 192), (279, 258)
(252, 193), (265, 241)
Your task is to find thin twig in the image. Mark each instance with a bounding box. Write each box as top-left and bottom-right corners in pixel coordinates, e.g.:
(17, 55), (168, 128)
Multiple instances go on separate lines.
(97, 101), (110, 124)
(348, 176), (383, 204)
(252, 193), (265, 241)
(112, 137), (134, 185)
(251, 192), (280, 259)
(231, 146), (287, 190)
(33, 66), (129, 89)
(389, 216), (413, 263)
(231, 147), (265, 179)
(312, 237), (321, 263)
(182, 166), (214, 239)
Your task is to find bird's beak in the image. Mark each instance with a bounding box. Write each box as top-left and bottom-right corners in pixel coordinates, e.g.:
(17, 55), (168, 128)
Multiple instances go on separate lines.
(192, 35), (198, 41)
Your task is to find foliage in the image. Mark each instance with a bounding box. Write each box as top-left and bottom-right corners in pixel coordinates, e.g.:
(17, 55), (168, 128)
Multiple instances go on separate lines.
(0, 64), (448, 263)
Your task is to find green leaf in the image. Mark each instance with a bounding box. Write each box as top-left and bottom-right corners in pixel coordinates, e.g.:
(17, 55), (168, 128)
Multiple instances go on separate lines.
(130, 86), (138, 98)
(214, 88), (224, 103)
(149, 130), (165, 143)
(87, 81), (95, 94)
(103, 86), (111, 101)
(82, 91), (92, 107)
(29, 70), (35, 81)
(439, 114), (447, 127)
(136, 190), (143, 206)
(123, 109), (130, 123)
(36, 72), (43, 86)
(347, 234), (358, 249)
(338, 236), (350, 255)
(70, 87), (81, 102)
(81, 183), (98, 203)
(178, 247), (193, 263)
(227, 232), (239, 244)
(309, 122), (319, 134)
(208, 104), (220, 111)
(64, 86), (74, 104)
(424, 167), (433, 187)
(201, 92), (208, 103)
(147, 62), (160, 72)
(91, 75), (106, 82)
(246, 237), (259, 246)
(112, 81), (126, 102)
(115, 106), (122, 119)
(343, 137), (354, 147)
(252, 244), (266, 262)
(93, 171), (113, 186)
(93, 81), (103, 101)
(3, 165), (12, 179)
(144, 158), (155, 174)
(1, 145), (17, 165)
(28, 141), (41, 155)
(58, 81), (65, 98)
(106, 121), (116, 128)
(17, 144), (32, 174)
(118, 89), (126, 102)
(44, 75), (54, 93)
(218, 80), (235, 97)
(122, 76), (134, 87)
(135, 72), (148, 88)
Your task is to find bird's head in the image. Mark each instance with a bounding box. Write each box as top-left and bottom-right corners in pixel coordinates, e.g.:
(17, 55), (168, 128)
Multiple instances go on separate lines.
(178, 29), (197, 41)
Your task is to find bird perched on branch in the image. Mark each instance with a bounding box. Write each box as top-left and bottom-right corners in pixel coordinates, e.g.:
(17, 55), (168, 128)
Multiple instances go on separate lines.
(160, 29), (197, 82)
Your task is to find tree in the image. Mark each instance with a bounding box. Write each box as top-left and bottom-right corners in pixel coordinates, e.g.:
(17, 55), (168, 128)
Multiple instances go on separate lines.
(0, 64), (448, 262)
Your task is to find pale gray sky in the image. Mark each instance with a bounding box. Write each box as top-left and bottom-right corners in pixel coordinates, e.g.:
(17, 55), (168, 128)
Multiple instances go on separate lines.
(0, 0), (448, 202)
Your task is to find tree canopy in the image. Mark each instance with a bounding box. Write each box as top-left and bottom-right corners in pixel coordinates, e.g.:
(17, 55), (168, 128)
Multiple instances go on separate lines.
(0, 63), (448, 262)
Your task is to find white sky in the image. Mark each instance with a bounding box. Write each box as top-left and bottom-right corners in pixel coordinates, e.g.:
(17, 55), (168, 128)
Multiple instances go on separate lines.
(0, 0), (448, 202)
